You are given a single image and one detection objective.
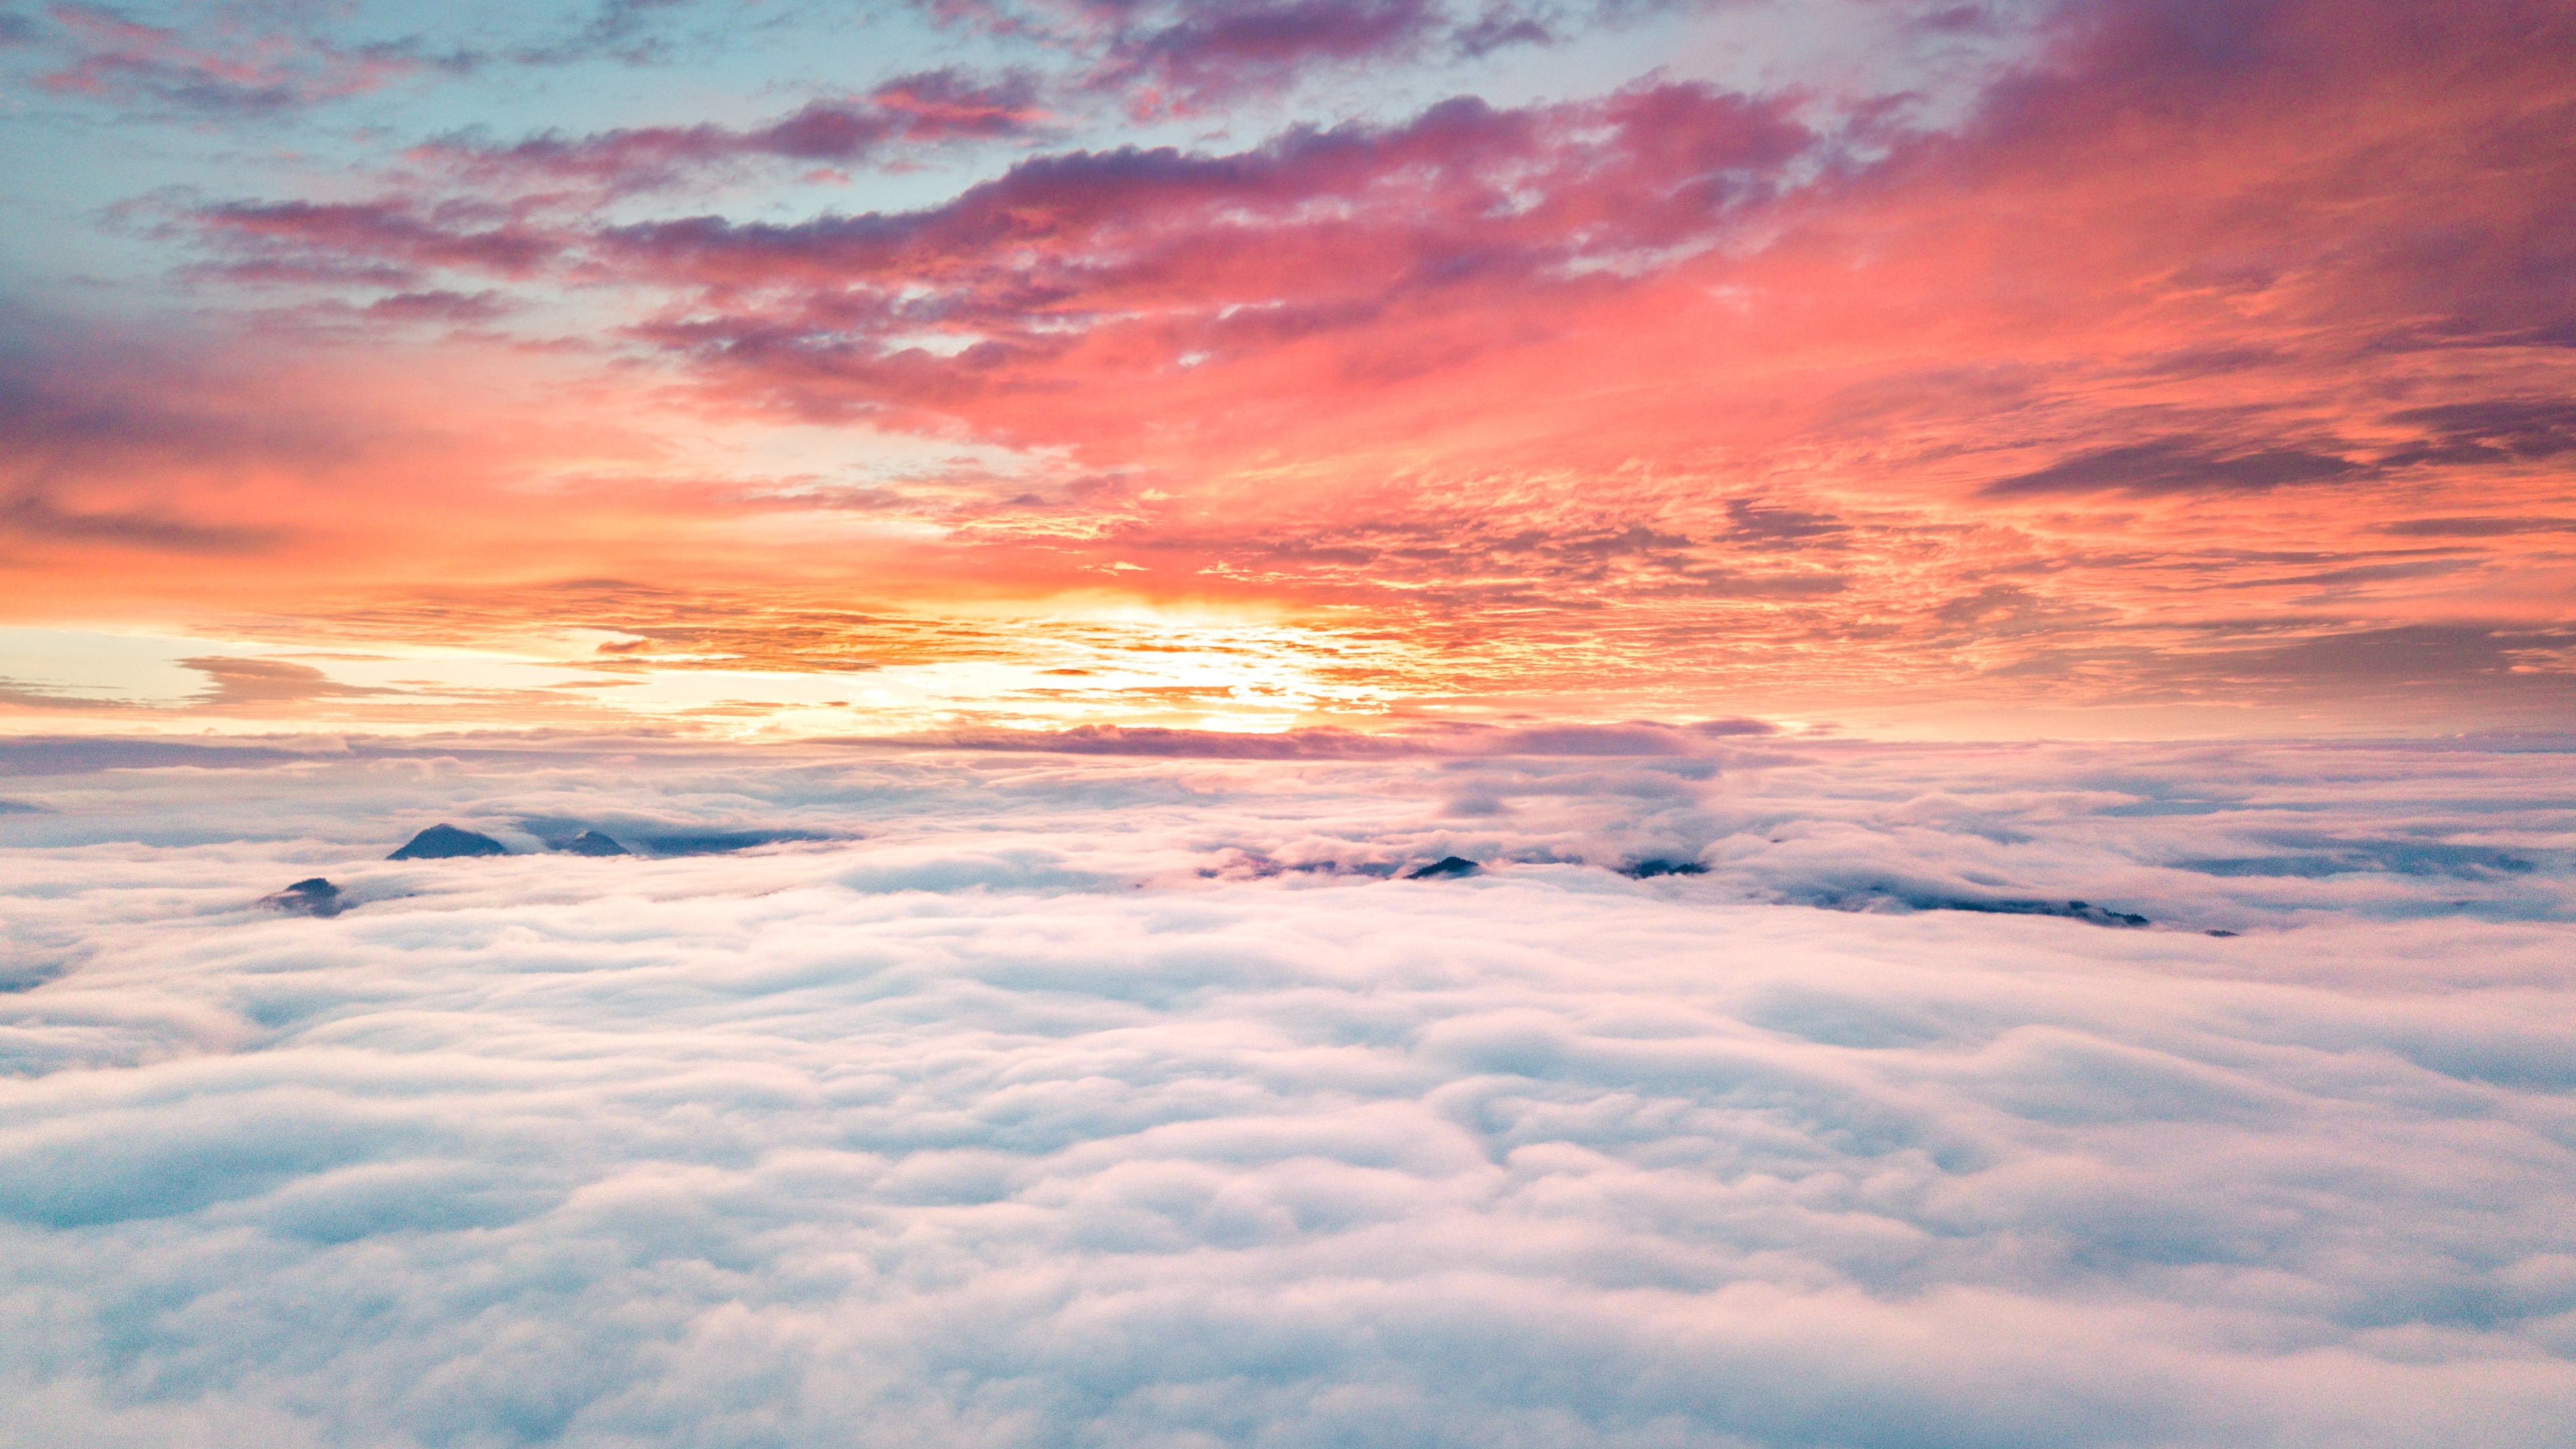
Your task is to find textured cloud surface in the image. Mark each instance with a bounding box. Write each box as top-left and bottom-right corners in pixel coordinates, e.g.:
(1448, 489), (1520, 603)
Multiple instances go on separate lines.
(3, 736), (2572, 1446)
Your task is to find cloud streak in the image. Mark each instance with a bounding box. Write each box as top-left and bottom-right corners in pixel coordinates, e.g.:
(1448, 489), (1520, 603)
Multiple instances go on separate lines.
(938, 0), (1560, 111)
(32, 1), (425, 113)
(415, 70), (1051, 196)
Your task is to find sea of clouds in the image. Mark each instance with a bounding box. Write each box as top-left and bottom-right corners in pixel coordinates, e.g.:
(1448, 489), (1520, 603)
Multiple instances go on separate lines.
(2, 731), (2573, 1448)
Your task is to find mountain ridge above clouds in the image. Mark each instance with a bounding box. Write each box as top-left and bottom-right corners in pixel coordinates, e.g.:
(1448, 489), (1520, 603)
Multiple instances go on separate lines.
(2, 733), (2568, 933)
(256, 876), (345, 916)
(388, 822), (509, 859)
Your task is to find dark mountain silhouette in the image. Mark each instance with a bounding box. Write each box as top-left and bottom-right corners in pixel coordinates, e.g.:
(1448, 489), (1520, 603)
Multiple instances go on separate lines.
(1812, 888), (2151, 928)
(634, 829), (832, 855)
(1925, 897), (2149, 928)
(1621, 859), (1709, 879)
(1405, 856), (1483, 880)
(389, 824), (507, 860)
(561, 830), (629, 856)
(260, 877), (344, 916)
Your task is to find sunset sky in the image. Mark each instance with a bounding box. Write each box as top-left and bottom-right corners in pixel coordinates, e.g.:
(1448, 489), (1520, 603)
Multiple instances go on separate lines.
(7, 11), (2576, 1446)
(5, 0), (2573, 737)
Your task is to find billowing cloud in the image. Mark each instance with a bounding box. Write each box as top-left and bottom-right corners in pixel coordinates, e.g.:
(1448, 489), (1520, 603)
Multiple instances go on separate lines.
(1, 737), (2571, 1444)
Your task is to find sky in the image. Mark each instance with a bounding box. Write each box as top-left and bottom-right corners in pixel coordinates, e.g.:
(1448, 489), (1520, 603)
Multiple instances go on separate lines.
(2, 0), (2571, 739)
(3, 733), (2573, 1446)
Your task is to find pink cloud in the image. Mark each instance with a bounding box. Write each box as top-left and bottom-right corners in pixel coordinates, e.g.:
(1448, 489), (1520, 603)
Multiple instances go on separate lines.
(193, 200), (558, 284)
(38, 1), (415, 112)
(935, 0), (1554, 111)
(416, 70), (1051, 196)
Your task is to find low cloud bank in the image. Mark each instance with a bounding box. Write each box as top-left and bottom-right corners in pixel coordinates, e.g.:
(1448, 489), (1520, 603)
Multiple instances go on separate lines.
(0, 737), (2571, 1446)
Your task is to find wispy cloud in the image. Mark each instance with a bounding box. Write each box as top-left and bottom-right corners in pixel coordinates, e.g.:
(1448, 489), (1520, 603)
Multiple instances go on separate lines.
(34, 1), (425, 113)
(415, 70), (1051, 197)
(936, 0), (1561, 111)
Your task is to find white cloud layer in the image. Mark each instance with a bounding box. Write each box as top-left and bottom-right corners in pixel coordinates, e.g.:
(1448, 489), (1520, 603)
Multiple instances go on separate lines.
(1, 735), (2573, 1446)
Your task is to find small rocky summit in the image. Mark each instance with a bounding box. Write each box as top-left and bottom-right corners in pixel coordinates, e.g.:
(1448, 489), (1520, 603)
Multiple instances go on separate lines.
(2059, 899), (2151, 928)
(390, 823), (508, 860)
(1622, 858), (1709, 879)
(1406, 855), (1483, 881)
(561, 830), (629, 857)
(260, 877), (345, 917)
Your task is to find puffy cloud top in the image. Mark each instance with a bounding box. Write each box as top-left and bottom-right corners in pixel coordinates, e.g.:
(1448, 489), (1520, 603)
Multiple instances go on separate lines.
(2, 737), (2571, 1444)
